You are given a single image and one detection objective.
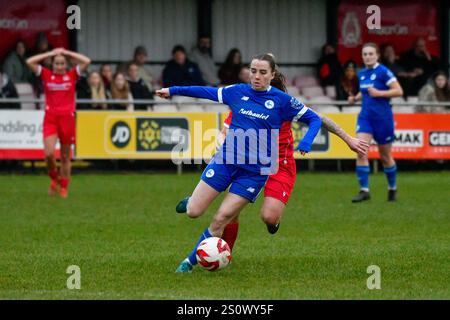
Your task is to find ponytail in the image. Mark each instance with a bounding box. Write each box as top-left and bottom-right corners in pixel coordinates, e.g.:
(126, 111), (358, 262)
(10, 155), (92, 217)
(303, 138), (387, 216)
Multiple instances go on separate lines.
(271, 69), (287, 93)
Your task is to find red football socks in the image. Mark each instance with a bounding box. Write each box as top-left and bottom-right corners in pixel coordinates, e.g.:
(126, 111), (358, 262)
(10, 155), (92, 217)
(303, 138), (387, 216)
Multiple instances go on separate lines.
(222, 221), (239, 252)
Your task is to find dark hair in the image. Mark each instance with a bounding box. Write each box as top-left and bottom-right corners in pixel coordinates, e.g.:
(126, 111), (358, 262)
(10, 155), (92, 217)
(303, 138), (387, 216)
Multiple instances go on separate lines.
(251, 53), (287, 93)
(134, 45), (147, 58)
(343, 60), (357, 70)
(432, 70), (450, 101)
(172, 45), (186, 55)
(223, 48), (242, 66)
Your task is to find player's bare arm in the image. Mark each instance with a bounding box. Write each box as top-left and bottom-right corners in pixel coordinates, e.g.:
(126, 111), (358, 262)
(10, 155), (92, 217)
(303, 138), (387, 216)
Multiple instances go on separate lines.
(60, 49), (91, 72)
(319, 114), (369, 156)
(26, 50), (58, 73)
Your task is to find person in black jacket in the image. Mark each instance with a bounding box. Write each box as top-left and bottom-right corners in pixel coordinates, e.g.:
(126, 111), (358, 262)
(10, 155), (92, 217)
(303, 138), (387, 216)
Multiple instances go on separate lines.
(162, 45), (205, 87)
(0, 69), (20, 109)
(127, 62), (153, 110)
(317, 43), (342, 88)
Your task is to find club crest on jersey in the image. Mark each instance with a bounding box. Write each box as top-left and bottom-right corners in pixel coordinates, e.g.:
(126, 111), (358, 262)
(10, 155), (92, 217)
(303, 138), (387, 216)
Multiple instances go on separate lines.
(205, 169), (214, 178)
(265, 100), (274, 109)
(63, 75), (70, 81)
(361, 76), (365, 80)
(370, 74), (376, 80)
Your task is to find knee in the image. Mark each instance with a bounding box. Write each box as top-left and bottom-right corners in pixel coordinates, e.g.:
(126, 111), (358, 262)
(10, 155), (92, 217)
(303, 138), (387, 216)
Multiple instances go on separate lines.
(261, 209), (279, 226)
(60, 154), (70, 163)
(186, 202), (204, 218)
(380, 153), (392, 166)
(44, 149), (55, 159)
(357, 153), (368, 163)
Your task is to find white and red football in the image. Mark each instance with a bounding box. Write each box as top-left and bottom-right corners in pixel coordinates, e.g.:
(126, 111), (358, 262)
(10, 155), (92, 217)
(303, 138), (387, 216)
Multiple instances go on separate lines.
(196, 237), (232, 271)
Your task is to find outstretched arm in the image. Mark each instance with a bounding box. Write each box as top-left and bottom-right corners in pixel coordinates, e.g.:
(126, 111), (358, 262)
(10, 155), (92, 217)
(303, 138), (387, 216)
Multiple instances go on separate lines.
(320, 114), (369, 156)
(156, 86), (220, 102)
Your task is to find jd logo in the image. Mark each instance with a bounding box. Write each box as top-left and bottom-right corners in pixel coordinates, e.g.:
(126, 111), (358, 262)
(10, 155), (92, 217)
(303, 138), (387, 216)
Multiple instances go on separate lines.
(111, 121), (131, 148)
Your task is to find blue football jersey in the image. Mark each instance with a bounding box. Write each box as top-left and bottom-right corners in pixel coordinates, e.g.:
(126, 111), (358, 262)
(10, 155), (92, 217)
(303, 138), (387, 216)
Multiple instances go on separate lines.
(169, 84), (320, 174)
(358, 63), (397, 119)
(217, 84), (309, 173)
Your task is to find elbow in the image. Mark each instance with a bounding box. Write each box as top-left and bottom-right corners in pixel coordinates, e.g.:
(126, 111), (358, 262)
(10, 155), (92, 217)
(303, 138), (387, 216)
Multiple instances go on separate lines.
(397, 88), (404, 97)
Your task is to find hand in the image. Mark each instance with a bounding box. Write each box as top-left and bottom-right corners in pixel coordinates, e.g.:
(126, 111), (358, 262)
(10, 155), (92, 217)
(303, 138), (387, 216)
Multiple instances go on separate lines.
(367, 87), (384, 98)
(346, 137), (370, 156)
(297, 140), (311, 156)
(52, 48), (65, 56)
(348, 95), (356, 105)
(156, 88), (170, 99)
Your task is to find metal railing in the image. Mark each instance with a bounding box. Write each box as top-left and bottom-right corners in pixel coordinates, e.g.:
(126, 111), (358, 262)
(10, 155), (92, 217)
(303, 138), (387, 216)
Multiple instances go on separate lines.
(0, 98), (449, 111)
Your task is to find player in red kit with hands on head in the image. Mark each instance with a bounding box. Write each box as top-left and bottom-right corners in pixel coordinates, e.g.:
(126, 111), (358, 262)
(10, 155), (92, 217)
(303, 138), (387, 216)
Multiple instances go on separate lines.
(26, 48), (91, 198)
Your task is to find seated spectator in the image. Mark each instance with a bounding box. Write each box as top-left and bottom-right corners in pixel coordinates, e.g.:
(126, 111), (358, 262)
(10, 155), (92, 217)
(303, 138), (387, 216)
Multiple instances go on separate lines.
(30, 32), (52, 97)
(100, 63), (113, 91)
(127, 62), (153, 110)
(218, 48), (242, 85)
(77, 71), (109, 110)
(110, 72), (133, 111)
(131, 46), (155, 91)
(317, 43), (342, 88)
(3, 40), (32, 84)
(189, 35), (220, 86)
(418, 71), (450, 113)
(336, 60), (359, 100)
(399, 38), (443, 96)
(162, 45), (205, 87)
(381, 43), (411, 98)
(238, 66), (250, 84)
(0, 69), (20, 109)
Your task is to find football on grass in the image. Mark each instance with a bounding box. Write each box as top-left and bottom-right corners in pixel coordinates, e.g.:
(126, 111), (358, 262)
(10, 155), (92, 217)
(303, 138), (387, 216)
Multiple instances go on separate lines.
(196, 237), (232, 271)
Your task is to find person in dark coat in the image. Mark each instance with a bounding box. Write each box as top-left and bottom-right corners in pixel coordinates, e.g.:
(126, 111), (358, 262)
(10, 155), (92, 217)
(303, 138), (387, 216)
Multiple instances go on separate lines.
(162, 45), (205, 87)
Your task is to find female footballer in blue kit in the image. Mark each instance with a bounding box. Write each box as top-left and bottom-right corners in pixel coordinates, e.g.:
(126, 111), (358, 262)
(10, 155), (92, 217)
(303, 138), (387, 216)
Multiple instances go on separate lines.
(156, 54), (322, 272)
(348, 43), (404, 202)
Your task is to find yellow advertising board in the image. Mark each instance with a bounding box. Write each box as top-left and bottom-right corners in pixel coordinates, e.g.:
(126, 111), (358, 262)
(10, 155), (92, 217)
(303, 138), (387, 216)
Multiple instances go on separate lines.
(76, 112), (358, 160)
(76, 112), (220, 159)
(292, 113), (358, 159)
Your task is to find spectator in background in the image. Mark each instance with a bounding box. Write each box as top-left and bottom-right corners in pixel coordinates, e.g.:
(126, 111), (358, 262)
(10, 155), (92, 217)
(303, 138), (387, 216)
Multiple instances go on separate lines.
(127, 62), (153, 110)
(218, 48), (242, 85)
(100, 64), (113, 91)
(3, 40), (32, 84)
(399, 38), (443, 96)
(31, 32), (52, 68)
(110, 72), (133, 111)
(317, 43), (342, 88)
(238, 65), (250, 84)
(131, 46), (155, 92)
(336, 60), (359, 100)
(381, 44), (411, 98)
(31, 32), (52, 98)
(189, 35), (220, 86)
(162, 45), (205, 87)
(0, 68), (20, 109)
(77, 71), (109, 110)
(418, 71), (450, 113)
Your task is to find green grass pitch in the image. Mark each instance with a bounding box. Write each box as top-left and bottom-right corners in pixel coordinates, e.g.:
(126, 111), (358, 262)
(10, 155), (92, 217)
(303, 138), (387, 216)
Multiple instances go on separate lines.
(0, 171), (449, 299)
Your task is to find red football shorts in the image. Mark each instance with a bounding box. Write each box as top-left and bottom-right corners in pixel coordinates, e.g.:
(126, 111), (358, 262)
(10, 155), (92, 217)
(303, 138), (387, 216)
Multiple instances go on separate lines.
(264, 157), (297, 204)
(43, 112), (76, 145)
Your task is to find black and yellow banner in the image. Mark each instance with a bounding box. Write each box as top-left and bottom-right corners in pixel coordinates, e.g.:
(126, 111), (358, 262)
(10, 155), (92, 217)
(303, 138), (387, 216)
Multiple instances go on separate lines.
(76, 112), (220, 159)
